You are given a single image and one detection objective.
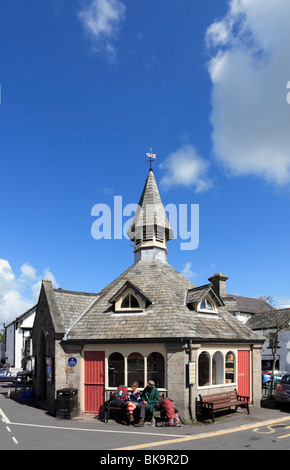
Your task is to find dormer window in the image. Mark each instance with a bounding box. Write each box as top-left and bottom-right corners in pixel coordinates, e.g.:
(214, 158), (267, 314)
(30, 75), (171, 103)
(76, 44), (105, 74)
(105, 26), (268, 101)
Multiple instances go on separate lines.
(121, 294), (140, 309)
(197, 295), (217, 313)
(116, 290), (144, 311)
(109, 280), (153, 313)
(186, 284), (224, 315)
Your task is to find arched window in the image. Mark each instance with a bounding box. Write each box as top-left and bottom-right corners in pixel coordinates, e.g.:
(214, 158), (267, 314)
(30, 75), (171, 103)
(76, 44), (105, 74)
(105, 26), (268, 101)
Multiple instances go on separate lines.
(108, 353), (124, 387)
(225, 351), (235, 384)
(121, 294), (140, 309)
(199, 297), (214, 311)
(127, 352), (144, 387)
(198, 351), (210, 387)
(212, 352), (224, 385)
(147, 352), (165, 388)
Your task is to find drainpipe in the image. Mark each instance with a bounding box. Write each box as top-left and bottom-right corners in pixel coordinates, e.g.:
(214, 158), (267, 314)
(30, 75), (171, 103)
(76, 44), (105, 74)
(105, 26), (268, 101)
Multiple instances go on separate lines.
(188, 340), (193, 421)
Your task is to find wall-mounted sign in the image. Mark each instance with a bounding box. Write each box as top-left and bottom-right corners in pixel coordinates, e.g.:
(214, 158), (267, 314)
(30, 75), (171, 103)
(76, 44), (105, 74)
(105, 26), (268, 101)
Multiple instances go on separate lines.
(68, 356), (77, 367)
(188, 360), (196, 385)
(46, 357), (53, 383)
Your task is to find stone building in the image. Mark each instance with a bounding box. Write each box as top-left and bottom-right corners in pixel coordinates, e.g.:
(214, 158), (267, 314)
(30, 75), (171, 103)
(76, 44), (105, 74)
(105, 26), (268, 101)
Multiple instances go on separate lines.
(32, 167), (264, 418)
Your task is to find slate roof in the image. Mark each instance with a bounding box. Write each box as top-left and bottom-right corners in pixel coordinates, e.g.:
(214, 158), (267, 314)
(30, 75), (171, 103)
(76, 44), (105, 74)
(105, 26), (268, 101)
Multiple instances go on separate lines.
(54, 259), (263, 344)
(247, 308), (290, 330)
(224, 294), (271, 314)
(53, 289), (98, 331)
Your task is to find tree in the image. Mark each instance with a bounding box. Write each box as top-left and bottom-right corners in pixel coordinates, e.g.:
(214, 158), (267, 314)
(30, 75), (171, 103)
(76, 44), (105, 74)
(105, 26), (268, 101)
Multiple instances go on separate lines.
(258, 296), (290, 396)
(0, 328), (5, 341)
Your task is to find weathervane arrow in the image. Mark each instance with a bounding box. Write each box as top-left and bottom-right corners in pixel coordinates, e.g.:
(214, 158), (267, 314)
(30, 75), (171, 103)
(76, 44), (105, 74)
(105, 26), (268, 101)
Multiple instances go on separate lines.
(145, 148), (156, 170)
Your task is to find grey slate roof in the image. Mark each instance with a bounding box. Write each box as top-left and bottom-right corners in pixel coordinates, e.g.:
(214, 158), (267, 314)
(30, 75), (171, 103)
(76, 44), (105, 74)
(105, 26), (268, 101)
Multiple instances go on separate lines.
(224, 294), (271, 314)
(247, 308), (290, 330)
(53, 289), (98, 331)
(59, 259), (263, 343)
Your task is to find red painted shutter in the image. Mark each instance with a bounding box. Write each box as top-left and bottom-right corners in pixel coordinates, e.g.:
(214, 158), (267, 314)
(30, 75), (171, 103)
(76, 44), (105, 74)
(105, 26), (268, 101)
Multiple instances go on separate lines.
(84, 351), (105, 413)
(238, 350), (250, 398)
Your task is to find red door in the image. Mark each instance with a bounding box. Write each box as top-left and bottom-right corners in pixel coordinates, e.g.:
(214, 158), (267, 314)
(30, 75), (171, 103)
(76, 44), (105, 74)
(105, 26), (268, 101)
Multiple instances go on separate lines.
(238, 350), (250, 398)
(84, 351), (105, 413)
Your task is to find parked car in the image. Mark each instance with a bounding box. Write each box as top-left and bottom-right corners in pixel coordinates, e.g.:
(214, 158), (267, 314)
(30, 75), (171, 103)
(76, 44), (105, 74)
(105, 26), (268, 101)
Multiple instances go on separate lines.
(262, 370), (288, 388)
(275, 374), (290, 406)
(0, 369), (16, 382)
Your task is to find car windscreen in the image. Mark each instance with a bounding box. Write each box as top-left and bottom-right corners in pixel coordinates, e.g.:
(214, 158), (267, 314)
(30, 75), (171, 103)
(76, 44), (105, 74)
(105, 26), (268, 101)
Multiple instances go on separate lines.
(281, 375), (290, 384)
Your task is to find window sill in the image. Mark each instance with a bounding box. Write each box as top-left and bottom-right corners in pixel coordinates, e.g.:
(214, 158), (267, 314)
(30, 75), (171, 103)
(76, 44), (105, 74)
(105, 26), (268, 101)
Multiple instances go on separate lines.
(112, 311), (147, 316)
(197, 383), (237, 390)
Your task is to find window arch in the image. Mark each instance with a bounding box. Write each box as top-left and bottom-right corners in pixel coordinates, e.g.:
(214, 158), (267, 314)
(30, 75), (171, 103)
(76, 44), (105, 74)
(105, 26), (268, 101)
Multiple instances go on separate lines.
(127, 352), (144, 387)
(108, 352), (124, 387)
(225, 351), (235, 384)
(212, 352), (224, 385)
(198, 351), (210, 387)
(147, 352), (165, 388)
(121, 294), (140, 309)
(199, 297), (215, 312)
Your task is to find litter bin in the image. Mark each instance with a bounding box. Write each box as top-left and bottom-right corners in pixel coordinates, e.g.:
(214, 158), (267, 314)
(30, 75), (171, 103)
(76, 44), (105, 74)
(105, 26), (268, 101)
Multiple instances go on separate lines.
(56, 388), (78, 419)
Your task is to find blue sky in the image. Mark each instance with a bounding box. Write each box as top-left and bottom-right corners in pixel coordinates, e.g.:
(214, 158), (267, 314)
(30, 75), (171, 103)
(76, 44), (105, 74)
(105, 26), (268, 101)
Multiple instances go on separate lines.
(1, 0), (290, 325)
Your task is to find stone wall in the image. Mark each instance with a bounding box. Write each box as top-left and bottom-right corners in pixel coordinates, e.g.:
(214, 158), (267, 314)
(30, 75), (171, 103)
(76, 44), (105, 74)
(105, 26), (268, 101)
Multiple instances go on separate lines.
(166, 343), (190, 420)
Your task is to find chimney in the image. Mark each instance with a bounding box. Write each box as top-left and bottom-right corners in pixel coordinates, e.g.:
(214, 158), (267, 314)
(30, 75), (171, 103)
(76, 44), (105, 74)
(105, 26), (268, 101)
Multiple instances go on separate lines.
(208, 273), (229, 298)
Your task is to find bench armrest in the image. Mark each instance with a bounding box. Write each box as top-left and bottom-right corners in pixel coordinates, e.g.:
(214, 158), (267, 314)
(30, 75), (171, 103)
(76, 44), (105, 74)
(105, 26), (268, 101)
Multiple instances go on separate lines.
(236, 394), (249, 403)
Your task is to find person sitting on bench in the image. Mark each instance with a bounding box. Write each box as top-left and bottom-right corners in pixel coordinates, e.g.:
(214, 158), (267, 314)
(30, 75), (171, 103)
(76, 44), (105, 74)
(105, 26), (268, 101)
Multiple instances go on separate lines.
(126, 381), (140, 424)
(134, 380), (159, 427)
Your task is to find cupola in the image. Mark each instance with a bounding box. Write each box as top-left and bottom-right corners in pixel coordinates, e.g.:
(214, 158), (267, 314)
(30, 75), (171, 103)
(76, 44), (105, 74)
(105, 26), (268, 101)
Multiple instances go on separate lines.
(127, 154), (173, 263)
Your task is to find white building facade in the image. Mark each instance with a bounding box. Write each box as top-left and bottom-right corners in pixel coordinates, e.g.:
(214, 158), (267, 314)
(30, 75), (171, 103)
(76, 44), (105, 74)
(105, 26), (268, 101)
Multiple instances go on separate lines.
(5, 306), (36, 371)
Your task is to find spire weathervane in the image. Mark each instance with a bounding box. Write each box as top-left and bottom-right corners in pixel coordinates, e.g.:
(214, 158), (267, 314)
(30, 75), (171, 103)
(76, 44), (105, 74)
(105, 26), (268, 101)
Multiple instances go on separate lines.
(145, 148), (156, 170)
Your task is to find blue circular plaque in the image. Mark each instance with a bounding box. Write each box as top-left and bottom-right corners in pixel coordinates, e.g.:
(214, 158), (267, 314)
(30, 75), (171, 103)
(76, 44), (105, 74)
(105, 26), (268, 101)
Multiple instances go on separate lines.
(68, 356), (77, 367)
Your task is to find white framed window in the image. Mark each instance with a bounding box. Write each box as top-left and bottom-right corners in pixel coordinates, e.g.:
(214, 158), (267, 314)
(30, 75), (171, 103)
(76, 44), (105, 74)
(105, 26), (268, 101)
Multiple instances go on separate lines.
(106, 350), (165, 389)
(198, 297), (216, 313)
(198, 350), (237, 388)
(114, 288), (145, 312)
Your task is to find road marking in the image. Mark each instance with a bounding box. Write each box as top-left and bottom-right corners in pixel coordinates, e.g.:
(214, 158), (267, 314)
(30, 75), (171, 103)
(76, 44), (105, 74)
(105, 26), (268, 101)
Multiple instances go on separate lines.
(0, 406), (181, 437)
(8, 421), (183, 438)
(2, 404), (290, 448)
(278, 432), (290, 439)
(112, 416), (290, 450)
(253, 424), (290, 435)
(0, 408), (11, 424)
(6, 426), (11, 432)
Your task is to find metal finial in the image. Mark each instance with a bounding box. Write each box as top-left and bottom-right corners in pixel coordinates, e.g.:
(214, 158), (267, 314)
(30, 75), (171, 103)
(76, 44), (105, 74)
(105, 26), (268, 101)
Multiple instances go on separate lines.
(145, 148), (156, 170)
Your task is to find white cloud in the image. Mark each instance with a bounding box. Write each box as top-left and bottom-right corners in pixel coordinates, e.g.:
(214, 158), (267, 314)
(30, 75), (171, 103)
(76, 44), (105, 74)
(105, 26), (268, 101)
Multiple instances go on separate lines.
(181, 262), (196, 280)
(275, 297), (290, 309)
(78, 0), (126, 59)
(206, 0), (290, 186)
(20, 263), (37, 281)
(159, 144), (213, 193)
(0, 260), (59, 326)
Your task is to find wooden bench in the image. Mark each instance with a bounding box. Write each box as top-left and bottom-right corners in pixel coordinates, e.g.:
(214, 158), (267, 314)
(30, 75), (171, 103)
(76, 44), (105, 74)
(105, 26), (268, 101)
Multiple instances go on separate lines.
(198, 389), (250, 423)
(104, 392), (168, 423)
(104, 403), (163, 423)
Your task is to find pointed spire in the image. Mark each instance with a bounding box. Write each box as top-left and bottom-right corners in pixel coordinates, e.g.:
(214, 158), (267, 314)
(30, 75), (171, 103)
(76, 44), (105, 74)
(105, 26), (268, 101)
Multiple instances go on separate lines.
(127, 168), (174, 263)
